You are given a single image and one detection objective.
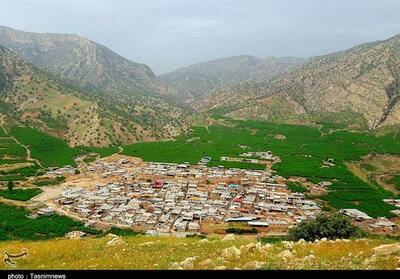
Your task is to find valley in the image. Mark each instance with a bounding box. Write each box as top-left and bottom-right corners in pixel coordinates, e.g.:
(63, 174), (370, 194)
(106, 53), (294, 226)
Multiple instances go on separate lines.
(0, 24), (400, 271)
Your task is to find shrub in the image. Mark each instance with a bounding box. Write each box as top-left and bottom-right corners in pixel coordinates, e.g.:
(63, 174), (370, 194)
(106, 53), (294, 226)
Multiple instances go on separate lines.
(288, 214), (365, 241)
(226, 227), (258, 234)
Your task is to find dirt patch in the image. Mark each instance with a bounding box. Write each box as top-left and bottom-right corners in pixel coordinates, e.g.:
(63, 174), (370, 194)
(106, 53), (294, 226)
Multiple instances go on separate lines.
(375, 174), (400, 195)
(274, 134), (287, 141)
(0, 162), (34, 172)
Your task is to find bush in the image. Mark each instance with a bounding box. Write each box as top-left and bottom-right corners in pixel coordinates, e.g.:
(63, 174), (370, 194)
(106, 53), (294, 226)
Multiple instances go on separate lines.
(226, 227), (258, 234)
(7, 180), (14, 191)
(288, 214), (365, 241)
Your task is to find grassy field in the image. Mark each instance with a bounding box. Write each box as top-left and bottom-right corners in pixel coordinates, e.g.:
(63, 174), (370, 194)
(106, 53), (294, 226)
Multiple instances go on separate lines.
(386, 175), (400, 191)
(0, 236), (398, 270)
(123, 119), (400, 217)
(9, 127), (82, 167)
(287, 181), (309, 193)
(0, 188), (42, 201)
(32, 176), (65, 187)
(0, 203), (98, 241)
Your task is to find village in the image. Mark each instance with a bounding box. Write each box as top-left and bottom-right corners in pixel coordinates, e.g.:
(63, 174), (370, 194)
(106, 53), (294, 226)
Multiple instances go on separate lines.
(33, 150), (400, 237)
(39, 151), (325, 237)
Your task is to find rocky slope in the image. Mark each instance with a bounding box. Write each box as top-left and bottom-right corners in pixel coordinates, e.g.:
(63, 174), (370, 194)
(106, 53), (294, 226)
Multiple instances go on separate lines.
(160, 55), (305, 102)
(0, 46), (188, 146)
(198, 35), (400, 129)
(0, 25), (165, 95)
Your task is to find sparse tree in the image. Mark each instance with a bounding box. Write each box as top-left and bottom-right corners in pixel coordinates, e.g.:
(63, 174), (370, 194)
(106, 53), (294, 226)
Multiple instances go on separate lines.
(7, 180), (14, 192)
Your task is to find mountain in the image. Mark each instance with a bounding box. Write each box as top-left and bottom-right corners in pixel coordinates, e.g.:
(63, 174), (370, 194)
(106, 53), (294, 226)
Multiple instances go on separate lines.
(0, 25), (165, 95)
(160, 55), (305, 102)
(0, 46), (188, 147)
(199, 34), (400, 130)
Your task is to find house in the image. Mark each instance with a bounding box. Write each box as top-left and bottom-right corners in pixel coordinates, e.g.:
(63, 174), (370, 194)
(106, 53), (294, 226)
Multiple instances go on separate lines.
(339, 209), (373, 221)
(369, 218), (398, 233)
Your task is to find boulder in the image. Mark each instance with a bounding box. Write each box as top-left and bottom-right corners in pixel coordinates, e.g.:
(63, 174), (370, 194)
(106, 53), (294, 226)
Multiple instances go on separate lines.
(303, 254), (316, 261)
(297, 239), (307, 245)
(214, 266), (227, 270)
(199, 238), (209, 244)
(65, 231), (86, 239)
(278, 250), (294, 260)
(198, 259), (215, 269)
(258, 243), (273, 255)
(180, 257), (198, 269)
(222, 246), (241, 259)
(222, 234), (236, 241)
(372, 243), (400, 257)
(245, 261), (265, 269)
(106, 237), (126, 247)
(244, 242), (257, 253)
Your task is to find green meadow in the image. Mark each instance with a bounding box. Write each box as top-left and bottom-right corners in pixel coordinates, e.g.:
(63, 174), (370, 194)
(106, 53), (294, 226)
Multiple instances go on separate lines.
(0, 203), (98, 241)
(0, 188), (43, 201)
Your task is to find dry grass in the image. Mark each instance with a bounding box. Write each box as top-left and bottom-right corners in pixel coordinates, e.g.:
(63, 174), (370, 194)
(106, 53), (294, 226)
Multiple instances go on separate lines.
(0, 236), (399, 270)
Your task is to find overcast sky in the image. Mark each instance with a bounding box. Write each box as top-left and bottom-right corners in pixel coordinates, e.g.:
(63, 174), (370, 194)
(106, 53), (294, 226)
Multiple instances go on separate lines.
(1, 0), (400, 74)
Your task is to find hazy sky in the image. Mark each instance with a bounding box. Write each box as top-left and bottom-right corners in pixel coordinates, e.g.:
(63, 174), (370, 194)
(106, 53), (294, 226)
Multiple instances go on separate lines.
(1, 0), (400, 74)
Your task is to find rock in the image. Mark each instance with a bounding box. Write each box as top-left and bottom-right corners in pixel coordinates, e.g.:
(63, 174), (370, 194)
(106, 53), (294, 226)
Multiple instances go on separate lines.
(320, 238), (328, 243)
(180, 257), (198, 269)
(342, 239), (350, 242)
(214, 266), (227, 270)
(199, 238), (209, 244)
(372, 243), (400, 256)
(222, 246), (241, 259)
(258, 243), (273, 255)
(106, 233), (118, 238)
(303, 255), (316, 261)
(222, 234), (236, 241)
(198, 259), (215, 269)
(244, 242), (257, 253)
(278, 250), (294, 260)
(106, 237), (126, 247)
(297, 239), (307, 245)
(169, 263), (183, 270)
(283, 241), (294, 249)
(245, 261), (266, 269)
(65, 231), (86, 239)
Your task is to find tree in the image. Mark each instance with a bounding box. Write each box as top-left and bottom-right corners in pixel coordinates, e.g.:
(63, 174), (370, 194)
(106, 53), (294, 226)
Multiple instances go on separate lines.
(7, 180), (14, 192)
(288, 213), (365, 241)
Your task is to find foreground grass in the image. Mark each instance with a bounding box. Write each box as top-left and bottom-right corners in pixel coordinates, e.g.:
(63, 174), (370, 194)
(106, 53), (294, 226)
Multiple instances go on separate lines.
(0, 236), (398, 270)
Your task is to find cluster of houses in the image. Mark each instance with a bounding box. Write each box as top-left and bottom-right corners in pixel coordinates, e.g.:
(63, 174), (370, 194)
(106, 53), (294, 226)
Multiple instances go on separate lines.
(340, 207), (399, 234)
(54, 156), (321, 235)
(46, 166), (77, 176)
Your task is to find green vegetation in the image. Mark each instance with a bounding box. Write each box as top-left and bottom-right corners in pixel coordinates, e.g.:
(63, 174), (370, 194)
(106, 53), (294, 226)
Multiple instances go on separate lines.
(288, 214), (365, 242)
(0, 203), (99, 241)
(385, 175), (400, 191)
(123, 119), (400, 217)
(33, 176), (65, 187)
(10, 127), (82, 167)
(226, 227), (258, 234)
(7, 180), (13, 191)
(0, 188), (42, 201)
(79, 146), (119, 158)
(99, 227), (143, 237)
(287, 181), (309, 193)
